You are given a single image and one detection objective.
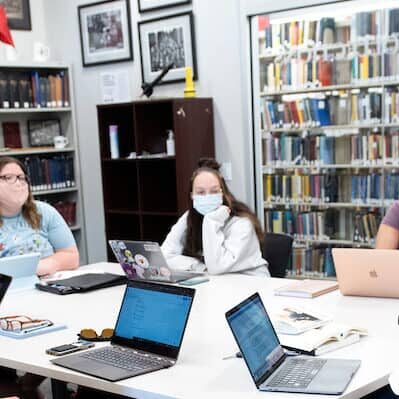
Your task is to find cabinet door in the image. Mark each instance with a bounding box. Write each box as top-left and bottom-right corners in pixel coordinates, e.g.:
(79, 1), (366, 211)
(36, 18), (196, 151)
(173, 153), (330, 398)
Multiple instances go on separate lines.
(173, 99), (215, 213)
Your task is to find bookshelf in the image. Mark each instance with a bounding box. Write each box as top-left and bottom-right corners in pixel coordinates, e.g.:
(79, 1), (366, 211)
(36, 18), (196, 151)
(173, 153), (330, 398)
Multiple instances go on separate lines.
(0, 64), (87, 263)
(251, 1), (399, 279)
(97, 98), (215, 261)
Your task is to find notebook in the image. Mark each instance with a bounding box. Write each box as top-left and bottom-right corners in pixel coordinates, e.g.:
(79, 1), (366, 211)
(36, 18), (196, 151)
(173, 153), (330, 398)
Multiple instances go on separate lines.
(225, 293), (360, 394)
(52, 280), (195, 381)
(109, 240), (203, 283)
(274, 279), (339, 298)
(332, 248), (399, 298)
(0, 253), (40, 291)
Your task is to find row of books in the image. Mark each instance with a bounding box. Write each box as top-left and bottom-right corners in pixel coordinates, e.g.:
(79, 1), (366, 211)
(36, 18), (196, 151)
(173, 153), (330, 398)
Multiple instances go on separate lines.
(261, 91), (382, 129)
(264, 209), (380, 243)
(0, 71), (70, 109)
(52, 201), (77, 227)
(23, 155), (75, 191)
(260, 9), (399, 50)
(263, 173), (399, 204)
(261, 52), (399, 93)
(262, 132), (385, 165)
(288, 246), (335, 278)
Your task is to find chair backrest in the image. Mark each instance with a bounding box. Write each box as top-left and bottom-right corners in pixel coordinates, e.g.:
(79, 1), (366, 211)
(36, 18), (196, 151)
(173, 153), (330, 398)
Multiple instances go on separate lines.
(261, 233), (293, 278)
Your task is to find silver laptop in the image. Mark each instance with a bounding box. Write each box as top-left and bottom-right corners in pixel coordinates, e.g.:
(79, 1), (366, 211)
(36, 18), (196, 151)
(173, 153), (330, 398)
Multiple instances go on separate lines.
(0, 253), (40, 291)
(225, 293), (360, 394)
(52, 279), (195, 381)
(109, 240), (203, 283)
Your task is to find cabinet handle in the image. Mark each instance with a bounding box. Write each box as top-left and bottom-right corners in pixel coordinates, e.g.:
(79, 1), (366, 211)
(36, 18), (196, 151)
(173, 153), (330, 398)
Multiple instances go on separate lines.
(176, 108), (186, 118)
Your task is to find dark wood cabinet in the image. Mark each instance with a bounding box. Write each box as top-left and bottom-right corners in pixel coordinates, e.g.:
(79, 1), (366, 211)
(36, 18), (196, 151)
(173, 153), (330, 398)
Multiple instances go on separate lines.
(97, 98), (215, 261)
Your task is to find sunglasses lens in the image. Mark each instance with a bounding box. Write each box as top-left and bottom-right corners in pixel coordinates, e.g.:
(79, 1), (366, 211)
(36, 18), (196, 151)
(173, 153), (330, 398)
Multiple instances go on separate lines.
(101, 328), (114, 339)
(80, 329), (97, 339)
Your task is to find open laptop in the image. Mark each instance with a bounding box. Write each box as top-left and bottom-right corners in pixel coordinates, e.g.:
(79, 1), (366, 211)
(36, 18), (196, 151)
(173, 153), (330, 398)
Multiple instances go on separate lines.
(0, 274), (12, 305)
(332, 248), (399, 298)
(52, 279), (195, 381)
(225, 293), (360, 394)
(109, 240), (204, 283)
(0, 253), (40, 291)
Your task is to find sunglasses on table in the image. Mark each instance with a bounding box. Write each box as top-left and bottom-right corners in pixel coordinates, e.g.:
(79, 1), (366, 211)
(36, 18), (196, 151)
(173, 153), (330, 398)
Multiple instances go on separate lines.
(78, 328), (114, 341)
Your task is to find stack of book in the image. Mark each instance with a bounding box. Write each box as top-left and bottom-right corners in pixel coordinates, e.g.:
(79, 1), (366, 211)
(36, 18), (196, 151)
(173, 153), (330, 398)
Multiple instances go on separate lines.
(0, 70), (70, 109)
(23, 155), (75, 191)
(264, 209), (380, 244)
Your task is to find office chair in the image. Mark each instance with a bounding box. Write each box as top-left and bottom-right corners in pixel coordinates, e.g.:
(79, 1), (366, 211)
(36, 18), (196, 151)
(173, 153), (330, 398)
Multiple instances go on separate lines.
(261, 233), (293, 278)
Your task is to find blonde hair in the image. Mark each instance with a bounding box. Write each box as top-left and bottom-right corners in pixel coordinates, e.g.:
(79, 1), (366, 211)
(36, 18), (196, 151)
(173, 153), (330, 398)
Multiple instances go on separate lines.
(0, 157), (41, 229)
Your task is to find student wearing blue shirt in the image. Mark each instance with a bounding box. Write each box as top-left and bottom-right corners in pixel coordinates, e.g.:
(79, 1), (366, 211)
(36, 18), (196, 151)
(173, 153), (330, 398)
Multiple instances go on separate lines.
(0, 156), (79, 275)
(0, 156), (79, 398)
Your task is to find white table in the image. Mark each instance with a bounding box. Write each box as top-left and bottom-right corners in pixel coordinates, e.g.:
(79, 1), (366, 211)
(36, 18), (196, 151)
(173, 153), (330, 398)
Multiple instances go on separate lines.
(0, 262), (398, 399)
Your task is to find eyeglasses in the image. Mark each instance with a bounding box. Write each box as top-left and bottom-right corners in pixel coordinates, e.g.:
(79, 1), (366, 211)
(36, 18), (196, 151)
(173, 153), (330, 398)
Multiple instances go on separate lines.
(78, 328), (114, 342)
(0, 174), (29, 185)
(0, 315), (52, 331)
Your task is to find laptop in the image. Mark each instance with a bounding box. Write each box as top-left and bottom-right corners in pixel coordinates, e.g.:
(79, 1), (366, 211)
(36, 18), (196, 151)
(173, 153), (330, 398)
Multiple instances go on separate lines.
(109, 240), (204, 283)
(0, 274), (12, 305)
(0, 253), (40, 291)
(332, 248), (399, 298)
(52, 279), (195, 381)
(225, 293), (360, 394)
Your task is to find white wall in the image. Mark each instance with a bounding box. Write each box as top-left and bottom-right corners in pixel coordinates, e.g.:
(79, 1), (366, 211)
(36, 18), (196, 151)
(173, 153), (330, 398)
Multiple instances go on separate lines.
(0, 0), (47, 62)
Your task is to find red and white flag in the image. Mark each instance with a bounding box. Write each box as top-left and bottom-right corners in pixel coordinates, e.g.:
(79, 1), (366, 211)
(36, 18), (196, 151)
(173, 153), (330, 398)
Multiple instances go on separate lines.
(0, 6), (14, 47)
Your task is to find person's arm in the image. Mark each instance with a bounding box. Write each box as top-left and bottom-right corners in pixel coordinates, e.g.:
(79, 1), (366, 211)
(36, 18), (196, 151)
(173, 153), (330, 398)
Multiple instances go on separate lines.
(375, 202), (399, 249)
(202, 206), (262, 275)
(37, 245), (79, 276)
(375, 224), (399, 249)
(35, 202), (79, 276)
(161, 212), (203, 271)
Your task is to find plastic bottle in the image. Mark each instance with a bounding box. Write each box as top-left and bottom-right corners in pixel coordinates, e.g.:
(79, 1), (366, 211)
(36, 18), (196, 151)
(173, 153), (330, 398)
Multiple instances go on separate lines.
(166, 130), (175, 156)
(109, 125), (119, 159)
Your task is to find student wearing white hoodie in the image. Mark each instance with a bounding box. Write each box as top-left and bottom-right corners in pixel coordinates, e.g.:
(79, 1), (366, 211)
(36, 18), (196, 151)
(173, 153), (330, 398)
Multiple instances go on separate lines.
(161, 158), (270, 276)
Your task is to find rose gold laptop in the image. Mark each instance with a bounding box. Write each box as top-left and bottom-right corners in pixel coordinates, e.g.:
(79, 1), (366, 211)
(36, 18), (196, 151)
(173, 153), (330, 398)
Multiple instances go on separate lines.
(332, 248), (399, 298)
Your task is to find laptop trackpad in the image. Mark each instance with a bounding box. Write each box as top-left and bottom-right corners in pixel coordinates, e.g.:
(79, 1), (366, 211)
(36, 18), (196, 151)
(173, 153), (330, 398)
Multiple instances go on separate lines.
(52, 353), (137, 382)
(308, 359), (361, 394)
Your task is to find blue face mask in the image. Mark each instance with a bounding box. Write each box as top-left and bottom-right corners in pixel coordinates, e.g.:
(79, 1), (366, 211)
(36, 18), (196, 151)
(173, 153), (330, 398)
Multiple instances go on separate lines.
(192, 193), (223, 216)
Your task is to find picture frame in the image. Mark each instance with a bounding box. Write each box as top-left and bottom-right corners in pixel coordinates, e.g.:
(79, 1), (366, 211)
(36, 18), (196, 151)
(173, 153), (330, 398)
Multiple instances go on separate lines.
(0, 0), (31, 30)
(28, 119), (61, 147)
(138, 0), (191, 13)
(138, 12), (197, 85)
(78, 0), (133, 67)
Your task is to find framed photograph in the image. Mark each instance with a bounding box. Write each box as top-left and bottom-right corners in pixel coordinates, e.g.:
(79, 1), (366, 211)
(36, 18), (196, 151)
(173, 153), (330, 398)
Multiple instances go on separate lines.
(78, 0), (133, 67)
(28, 119), (61, 147)
(0, 0), (31, 30)
(138, 12), (197, 85)
(138, 0), (191, 13)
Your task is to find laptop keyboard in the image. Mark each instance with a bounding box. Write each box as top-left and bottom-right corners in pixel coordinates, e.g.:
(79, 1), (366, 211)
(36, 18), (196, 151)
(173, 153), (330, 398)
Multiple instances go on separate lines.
(267, 358), (327, 389)
(81, 346), (170, 372)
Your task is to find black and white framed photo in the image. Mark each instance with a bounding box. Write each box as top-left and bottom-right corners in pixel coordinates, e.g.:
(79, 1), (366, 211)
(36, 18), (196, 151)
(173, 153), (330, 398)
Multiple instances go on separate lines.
(138, 0), (191, 13)
(138, 12), (197, 85)
(28, 119), (61, 147)
(78, 0), (133, 67)
(0, 0), (31, 30)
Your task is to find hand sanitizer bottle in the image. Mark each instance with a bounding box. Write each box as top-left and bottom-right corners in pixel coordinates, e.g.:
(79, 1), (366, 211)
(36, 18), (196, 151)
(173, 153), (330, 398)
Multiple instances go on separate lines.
(166, 130), (175, 156)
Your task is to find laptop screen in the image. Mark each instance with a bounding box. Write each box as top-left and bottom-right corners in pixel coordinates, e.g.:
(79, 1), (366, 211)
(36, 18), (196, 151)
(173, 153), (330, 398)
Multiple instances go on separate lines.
(113, 280), (195, 359)
(226, 293), (284, 384)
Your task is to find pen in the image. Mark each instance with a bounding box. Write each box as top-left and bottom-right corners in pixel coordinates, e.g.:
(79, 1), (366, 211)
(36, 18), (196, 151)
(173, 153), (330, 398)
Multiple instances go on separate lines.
(223, 351), (242, 360)
(21, 322), (52, 334)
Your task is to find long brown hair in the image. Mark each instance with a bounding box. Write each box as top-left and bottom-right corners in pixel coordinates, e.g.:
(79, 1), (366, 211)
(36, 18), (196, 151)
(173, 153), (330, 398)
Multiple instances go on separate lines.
(183, 158), (264, 260)
(0, 157), (41, 229)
